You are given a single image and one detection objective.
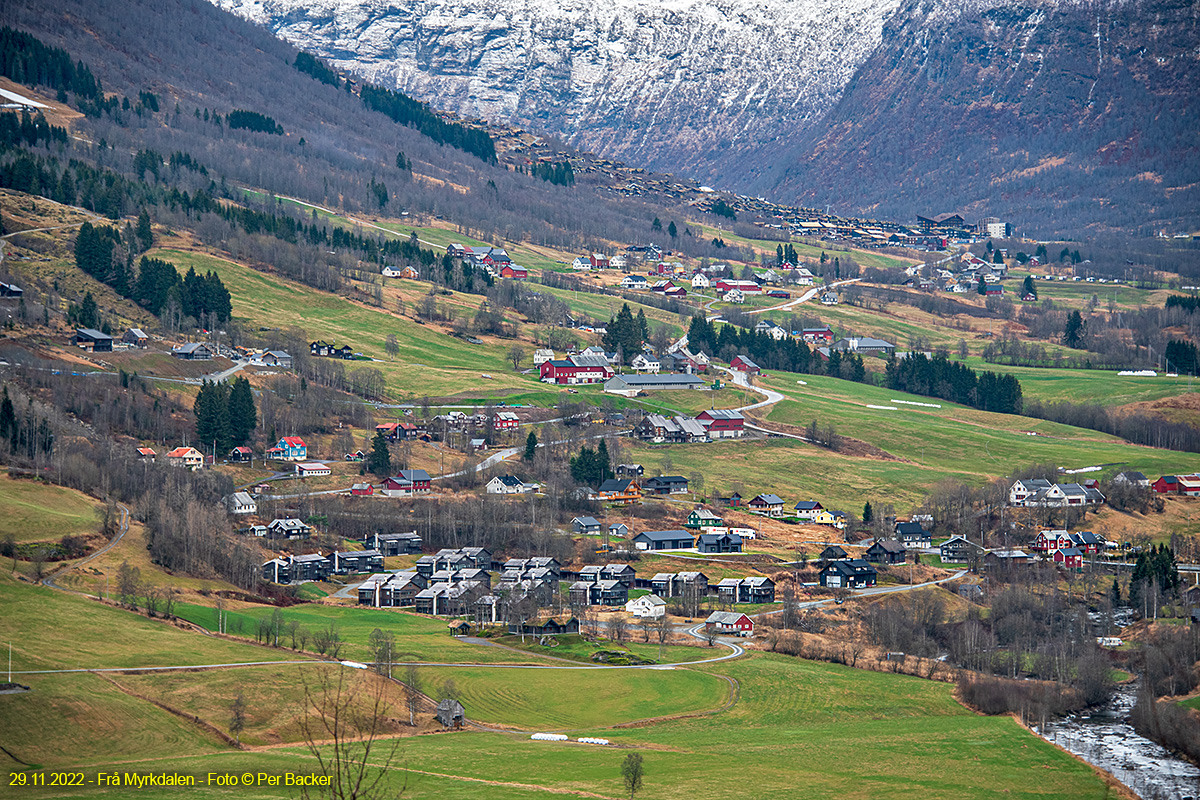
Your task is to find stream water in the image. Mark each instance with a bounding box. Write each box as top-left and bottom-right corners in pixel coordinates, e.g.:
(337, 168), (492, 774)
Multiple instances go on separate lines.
(1038, 682), (1200, 800)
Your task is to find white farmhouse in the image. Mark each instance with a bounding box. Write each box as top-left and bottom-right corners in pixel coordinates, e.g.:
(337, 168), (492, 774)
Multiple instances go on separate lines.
(625, 594), (667, 619)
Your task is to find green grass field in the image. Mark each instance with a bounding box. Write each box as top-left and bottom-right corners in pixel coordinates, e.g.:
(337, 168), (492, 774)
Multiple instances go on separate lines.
(171, 601), (533, 665)
(0, 474), (100, 543)
(0, 576), (300, 673)
(622, 370), (1198, 513)
(147, 247), (543, 399)
(0, 561), (1115, 800)
(960, 358), (1197, 406)
(410, 664), (730, 729)
(491, 633), (715, 666)
(763, 371), (1196, 475)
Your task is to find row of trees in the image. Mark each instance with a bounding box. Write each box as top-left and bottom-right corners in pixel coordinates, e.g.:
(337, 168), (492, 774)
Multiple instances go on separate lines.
(885, 352), (1023, 414)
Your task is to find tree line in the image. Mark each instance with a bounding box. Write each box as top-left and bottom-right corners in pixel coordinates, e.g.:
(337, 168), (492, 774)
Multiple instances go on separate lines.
(359, 84), (496, 165)
(885, 352), (1023, 415)
(227, 109), (283, 136)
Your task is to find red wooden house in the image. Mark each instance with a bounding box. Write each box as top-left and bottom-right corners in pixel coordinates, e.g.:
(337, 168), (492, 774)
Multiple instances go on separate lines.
(1053, 547), (1084, 570)
(730, 355), (761, 375)
(383, 469), (432, 496)
(539, 356), (614, 385)
(801, 327), (834, 344)
(696, 409), (745, 438)
(1031, 529), (1072, 553)
(499, 265), (528, 280)
(705, 611), (754, 635)
(376, 422), (401, 440)
(350, 482), (374, 496)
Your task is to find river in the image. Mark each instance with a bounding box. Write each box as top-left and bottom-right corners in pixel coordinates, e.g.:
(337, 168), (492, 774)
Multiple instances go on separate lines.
(1038, 681), (1200, 800)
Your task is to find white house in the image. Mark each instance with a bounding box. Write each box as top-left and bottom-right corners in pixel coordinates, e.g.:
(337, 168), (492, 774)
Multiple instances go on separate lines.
(610, 254), (627, 269)
(381, 266), (404, 278)
(625, 594), (667, 619)
(691, 273), (711, 289)
(621, 274), (648, 289)
(754, 320), (788, 341)
(486, 475), (535, 494)
(532, 349), (555, 366)
(295, 462), (332, 478)
(224, 492), (257, 515)
(572, 256), (592, 270)
(724, 289), (745, 304)
(820, 292), (839, 305)
(630, 354), (661, 373)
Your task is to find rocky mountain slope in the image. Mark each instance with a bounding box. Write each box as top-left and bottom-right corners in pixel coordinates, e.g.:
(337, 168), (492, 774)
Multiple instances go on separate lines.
(215, 0), (903, 174)
(216, 0), (1198, 235)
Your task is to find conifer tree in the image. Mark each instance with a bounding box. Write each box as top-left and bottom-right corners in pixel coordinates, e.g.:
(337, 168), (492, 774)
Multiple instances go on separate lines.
(368, 430), (392, 477)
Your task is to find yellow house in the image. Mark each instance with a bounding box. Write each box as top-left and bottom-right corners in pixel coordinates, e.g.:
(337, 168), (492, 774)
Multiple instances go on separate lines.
(814, 509), (847, 529)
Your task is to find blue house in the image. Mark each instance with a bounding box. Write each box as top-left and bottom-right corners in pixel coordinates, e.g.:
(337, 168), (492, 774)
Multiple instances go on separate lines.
(268, 436), (307, 461)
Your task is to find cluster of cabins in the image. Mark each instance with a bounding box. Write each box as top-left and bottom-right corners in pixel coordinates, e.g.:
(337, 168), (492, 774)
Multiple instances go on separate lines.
(309, 340), (355, 359)
(631, 527), (748, 554)
(446, 244), (527, 280)
(634, 409), (745, 442)
(1008, 479), (1106, 508)
(1149, 472), (1200, 495)
(583, 474), (693, 505)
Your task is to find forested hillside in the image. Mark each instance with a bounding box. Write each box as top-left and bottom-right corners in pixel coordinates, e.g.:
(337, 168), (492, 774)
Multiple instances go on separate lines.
(3, 0), (732, 266)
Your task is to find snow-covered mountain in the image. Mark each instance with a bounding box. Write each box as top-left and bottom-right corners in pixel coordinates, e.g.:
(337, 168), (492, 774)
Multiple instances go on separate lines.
(216, 0), (1197, 235)
(214, 0), (908, 171)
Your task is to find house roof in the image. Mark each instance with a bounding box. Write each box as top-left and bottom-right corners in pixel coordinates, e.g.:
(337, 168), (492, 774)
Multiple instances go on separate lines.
(732, 355), (760, 369)
(989, 549), (1030, 559)
(492, 475), (524, 487)
(895, 522), (929, 536)
(75, 328), (112, 340)
(166, 446), (200, 458)
(823, 559), (876, 577)
(699, 409), (744, 420)
(751, 493), (784, 505)
(869, 539), (906, 554)
(227, 491), (255, 505)
(634, 529), (693, 542)
(597, 479), (635, 493)
(607, 374), (704, 387)
(647, 475), (689, 486)
(697, 532), (743, 546)
(573, 516), (601, 527)
(280, 436), (306, 448)
(632, 594), (667, 607)
(398, 468), (431, 481)
(706, 611), (750, 624)
(794, 501), (823, 511)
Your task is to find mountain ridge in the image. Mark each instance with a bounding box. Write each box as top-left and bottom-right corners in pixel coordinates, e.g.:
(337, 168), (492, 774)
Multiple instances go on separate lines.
(213, 0), (1198, 237)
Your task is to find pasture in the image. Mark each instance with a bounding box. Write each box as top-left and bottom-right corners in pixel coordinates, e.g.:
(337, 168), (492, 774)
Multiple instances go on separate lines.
(0, 473), (100, 544)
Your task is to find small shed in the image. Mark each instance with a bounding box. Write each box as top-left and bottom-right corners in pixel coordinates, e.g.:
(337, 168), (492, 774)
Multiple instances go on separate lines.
(436, 698), (465, 730)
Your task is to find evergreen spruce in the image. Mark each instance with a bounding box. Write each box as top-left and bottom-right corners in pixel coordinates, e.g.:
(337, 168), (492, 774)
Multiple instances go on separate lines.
(368, 430), (392, 477)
